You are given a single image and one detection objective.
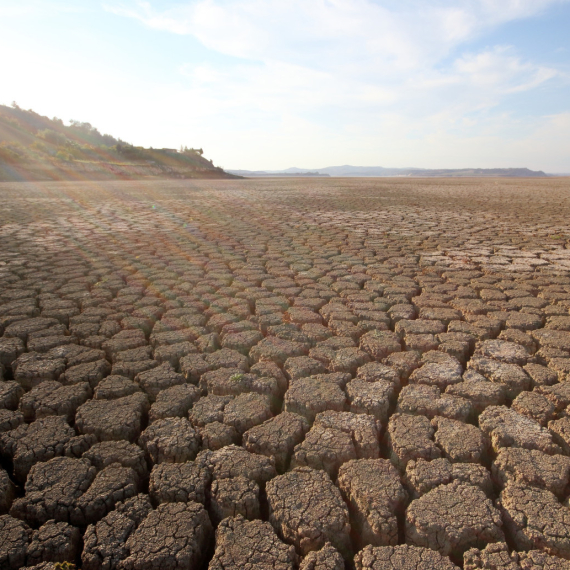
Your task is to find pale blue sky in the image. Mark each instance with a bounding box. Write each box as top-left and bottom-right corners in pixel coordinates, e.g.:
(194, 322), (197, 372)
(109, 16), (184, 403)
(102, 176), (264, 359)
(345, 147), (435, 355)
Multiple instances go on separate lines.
(1, 0), (569, 171)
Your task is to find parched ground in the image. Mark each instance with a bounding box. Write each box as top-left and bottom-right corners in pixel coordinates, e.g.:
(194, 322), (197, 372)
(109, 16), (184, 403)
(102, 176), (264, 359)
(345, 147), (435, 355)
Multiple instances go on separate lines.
(2, 177), (570, 569)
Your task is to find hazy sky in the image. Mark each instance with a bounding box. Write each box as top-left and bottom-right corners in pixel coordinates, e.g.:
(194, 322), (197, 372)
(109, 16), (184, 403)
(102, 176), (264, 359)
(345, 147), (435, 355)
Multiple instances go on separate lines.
(1, 0), (569, 171)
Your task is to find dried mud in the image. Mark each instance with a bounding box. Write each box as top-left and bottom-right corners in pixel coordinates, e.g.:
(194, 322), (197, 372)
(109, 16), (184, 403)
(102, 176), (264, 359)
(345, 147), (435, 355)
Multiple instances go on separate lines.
(1, 176), (570, 569)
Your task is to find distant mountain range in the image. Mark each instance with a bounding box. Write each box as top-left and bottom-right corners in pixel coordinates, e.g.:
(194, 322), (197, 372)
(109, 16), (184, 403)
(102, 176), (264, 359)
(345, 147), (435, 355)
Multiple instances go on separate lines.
(228, 165), (549, 178)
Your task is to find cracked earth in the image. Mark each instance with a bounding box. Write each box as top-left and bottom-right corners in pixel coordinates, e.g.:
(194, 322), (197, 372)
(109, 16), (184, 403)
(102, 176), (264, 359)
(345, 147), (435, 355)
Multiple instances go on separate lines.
(2, 177), (570, 569)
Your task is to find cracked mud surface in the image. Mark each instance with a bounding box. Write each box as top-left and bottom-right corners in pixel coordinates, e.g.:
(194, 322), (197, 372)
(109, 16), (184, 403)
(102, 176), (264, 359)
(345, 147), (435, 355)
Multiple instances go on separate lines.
(2, 177), (570, 568)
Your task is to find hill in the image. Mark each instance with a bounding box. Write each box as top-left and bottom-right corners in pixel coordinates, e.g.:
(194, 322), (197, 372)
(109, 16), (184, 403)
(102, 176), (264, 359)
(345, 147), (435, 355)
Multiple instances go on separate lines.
(228, 165), (548, 178)
(0, 103), (238, 181)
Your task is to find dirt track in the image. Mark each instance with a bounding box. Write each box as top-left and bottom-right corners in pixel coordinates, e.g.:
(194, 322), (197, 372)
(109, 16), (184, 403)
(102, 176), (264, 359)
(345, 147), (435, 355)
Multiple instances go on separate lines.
(2, 177), (570, 569)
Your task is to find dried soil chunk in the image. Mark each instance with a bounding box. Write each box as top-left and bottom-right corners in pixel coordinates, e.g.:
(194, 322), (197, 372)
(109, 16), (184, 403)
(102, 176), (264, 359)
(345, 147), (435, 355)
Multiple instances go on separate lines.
(153, 341), (196, 368)
(287, 307), (323, 325)
(267, 467), (351, 558)
(0, 514), (32, 570)
(149, 460), (210, 505)
(134, 363), (185, 401)
(328, 348), (371, 375)
(221, 330), (263, 355)
(210, 476), (260, 523)
(205, 348), (250, 372)
(284, 356), (327, 381)
(243, 412), (309, 473)
(479, 405), (561, 455)
(395, 319), (446, 338)
(26, 520), (80, 566)
(310, 372), (352, 388)
(383, 351), (421, 381)
(0, 409), (24, 433)
(148, 384), (199, 423)
(543, 357), (570, 381)
(397, 384), (473, 421)
(74, 463), (140, 525)
(517, 549), (570, 569)
(179, 353), (211, 383)
(474, 340), (531, 365)
(506, 312), (543, 331)
(433, 416), (488, 463)
(500, 483), (570, 558)
(76, 393), (149, 442)
(1, 415), (76, 481)
(463, 542), (519, 570)
(138, 417), (199, 464)
(0, 337), (25, 368)
(493, 447), (570, 497)
(511, 391), (555, 426)
(209, 515), (297, 570)
(111, 359), (159, 380)
(199, 421), (239, 450)
(386, 413), (440, 470)
(59, 345), (107, 367)
(200, 368), (280, 398)
(292, 425), (356, 478)
(102, 331), (146, 362)
(14, 354), (66, 390)
(10, 457), (96, 525)
(299, 543), (344, 570)
(337, 459), (407, 548)
(189, 394), (233, 426)
(267, 326), (312, 348)
(250, 361), (288, 393)
(0, 381), (24, 411)
(0, 468), (17, 513)
(405, 458), (492, 499)
(83, 441), (148, 480)
(223, 392), (273, 434)
(21, 381), (91, 422)
(346, 379), (393, 423)
(359, 330), (401, 360)
(355, 544), (459, 570)
(532, 329), (570, 351)
(204, 444), (276, 484)
(314, 410), (380, 459)
(523, 363), (557, 387)
(357, 362), (401, 389)
(119, 502), (212, 570)
(405, 481), (504, 559)
(18, 381), (61, 421)
(439, 341), (470, 364)
(5, 318), (59, 342)
(536, 381), (570, 412)
(93, 375), (141, 400)
(81, 494), (153, 570)
(112, 346), (153, 365)
(250, 337), (308, 366)
(445, 371), (506, 414)
(301, 324), (334, 345)
(468, 356), (531, 399)
(284, 378), (346, 422)
(409, 361), (463, 390)
(60, 359), (111, 388)
(549, 416), (570, 453)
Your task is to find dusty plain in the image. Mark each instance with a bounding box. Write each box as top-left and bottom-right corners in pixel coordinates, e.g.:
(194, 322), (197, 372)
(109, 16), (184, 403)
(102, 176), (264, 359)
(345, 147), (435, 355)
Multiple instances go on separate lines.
(2, 177), (570, 569)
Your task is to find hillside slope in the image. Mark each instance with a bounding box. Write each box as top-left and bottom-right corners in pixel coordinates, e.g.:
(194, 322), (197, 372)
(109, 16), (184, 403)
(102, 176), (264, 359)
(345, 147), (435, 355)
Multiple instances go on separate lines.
(0, 104), (238, 181)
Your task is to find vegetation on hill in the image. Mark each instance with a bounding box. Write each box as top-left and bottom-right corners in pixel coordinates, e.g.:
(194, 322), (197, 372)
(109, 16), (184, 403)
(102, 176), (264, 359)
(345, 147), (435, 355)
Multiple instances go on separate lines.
(0, 103), (237, 180)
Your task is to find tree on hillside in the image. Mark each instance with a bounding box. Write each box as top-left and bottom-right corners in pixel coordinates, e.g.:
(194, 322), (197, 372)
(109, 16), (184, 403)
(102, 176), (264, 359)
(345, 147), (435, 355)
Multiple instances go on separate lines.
(38, 129), (70, 146)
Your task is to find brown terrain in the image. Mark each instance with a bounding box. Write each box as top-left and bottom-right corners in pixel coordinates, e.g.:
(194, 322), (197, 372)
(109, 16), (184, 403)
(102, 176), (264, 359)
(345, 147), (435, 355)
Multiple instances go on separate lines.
(1, 176), (570, 569)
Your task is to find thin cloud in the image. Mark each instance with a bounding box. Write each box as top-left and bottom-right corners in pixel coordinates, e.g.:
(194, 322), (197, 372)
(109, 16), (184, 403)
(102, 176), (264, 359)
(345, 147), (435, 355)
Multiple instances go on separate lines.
(100, 0), (569, 171)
